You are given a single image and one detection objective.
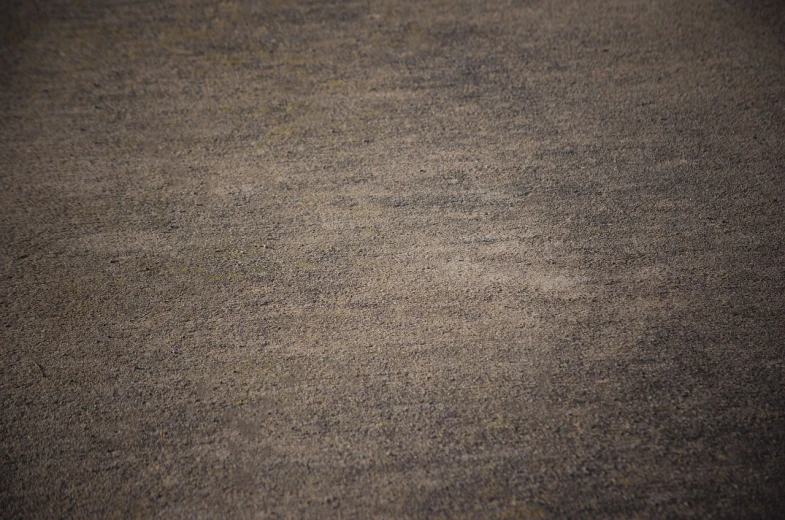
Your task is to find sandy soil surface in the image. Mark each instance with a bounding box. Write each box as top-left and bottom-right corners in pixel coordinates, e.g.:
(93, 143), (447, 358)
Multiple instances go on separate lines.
(2, 0), (784, 517)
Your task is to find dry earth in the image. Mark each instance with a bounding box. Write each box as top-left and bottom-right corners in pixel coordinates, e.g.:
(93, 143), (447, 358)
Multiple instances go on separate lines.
(2, 0), (785, 518)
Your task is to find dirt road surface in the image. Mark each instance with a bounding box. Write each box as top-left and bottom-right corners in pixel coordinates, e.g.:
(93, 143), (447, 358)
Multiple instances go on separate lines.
(2, 0), (784, 517)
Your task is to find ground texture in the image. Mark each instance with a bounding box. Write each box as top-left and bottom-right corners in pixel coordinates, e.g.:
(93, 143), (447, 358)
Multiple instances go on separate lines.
(2, 0), (785, 518)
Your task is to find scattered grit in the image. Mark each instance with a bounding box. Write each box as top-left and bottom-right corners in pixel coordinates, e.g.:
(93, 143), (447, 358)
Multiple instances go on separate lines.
(1, 0), (784, 518)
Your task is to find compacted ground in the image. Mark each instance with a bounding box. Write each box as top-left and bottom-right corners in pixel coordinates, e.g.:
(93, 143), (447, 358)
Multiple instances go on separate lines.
(2, 0), (784, 518)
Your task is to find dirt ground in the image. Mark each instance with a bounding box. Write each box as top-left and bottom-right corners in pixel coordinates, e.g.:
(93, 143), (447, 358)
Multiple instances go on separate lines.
(1, 0), (784, 517)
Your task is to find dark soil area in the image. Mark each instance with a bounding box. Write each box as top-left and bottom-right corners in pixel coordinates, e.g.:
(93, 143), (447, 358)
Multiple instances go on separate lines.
(2, 0), (784, 517)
